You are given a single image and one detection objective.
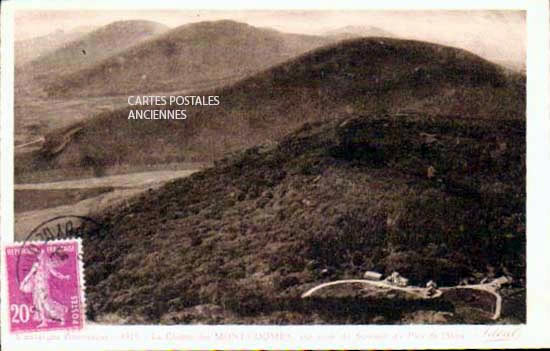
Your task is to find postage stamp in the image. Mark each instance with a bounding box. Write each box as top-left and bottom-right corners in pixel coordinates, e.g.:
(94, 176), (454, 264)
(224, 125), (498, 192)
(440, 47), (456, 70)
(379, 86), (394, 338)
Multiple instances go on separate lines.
(4, 239), (85, 333)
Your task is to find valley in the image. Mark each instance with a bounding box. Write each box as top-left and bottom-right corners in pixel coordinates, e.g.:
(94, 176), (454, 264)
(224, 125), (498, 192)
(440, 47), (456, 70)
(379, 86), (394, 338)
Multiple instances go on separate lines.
(15, 168), (200, 240)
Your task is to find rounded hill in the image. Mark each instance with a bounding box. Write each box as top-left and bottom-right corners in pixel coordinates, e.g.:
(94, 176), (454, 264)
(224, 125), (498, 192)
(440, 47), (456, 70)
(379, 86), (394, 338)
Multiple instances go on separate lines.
(80, 113), (525, 324)
(21, 20), (170, 84)
(28, 37), (525, 173)
(44, 20), (334, 97)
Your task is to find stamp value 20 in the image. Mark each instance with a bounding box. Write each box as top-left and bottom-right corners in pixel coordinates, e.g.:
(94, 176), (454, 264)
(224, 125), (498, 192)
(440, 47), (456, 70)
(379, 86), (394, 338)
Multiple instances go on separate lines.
(4, 239), (85, 333)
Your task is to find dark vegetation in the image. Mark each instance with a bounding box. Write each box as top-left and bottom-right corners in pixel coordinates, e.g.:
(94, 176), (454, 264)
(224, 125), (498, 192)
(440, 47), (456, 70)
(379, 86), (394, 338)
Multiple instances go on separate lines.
(20, 37), (525, 175)
(17, 34), (525, 324)
(80, 113), (525, 324)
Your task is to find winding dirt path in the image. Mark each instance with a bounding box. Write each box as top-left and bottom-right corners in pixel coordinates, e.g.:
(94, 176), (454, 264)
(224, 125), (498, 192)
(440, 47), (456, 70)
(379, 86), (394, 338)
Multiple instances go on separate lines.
(302, 278), (507, 320)
(15, 169), (197, 190)
(301, 279), (442, 299)
(14, 137), (45, 149)
(440, 283), (503, 320)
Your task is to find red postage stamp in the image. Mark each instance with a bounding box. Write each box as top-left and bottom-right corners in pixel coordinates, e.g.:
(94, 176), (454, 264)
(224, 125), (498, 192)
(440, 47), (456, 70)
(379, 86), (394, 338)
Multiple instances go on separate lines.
(4, 239), (85, 333)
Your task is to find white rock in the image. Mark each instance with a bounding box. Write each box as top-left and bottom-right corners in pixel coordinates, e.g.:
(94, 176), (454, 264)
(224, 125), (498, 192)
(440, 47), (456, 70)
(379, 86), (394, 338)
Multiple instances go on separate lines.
(363, 271), (382, 281)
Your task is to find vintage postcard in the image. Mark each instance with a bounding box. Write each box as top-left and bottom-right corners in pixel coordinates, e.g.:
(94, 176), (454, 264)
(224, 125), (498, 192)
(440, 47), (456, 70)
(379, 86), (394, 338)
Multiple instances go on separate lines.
(1, 0), (549, 349)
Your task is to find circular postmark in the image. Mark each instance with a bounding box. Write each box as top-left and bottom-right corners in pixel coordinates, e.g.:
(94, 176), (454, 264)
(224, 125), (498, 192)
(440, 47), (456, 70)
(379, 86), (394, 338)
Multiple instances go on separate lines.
(15, 215), (104, 285)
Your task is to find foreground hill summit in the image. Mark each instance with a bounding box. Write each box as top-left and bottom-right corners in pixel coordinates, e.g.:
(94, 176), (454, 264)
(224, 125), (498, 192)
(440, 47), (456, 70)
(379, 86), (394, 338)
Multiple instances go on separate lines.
(81, 112), (525, 324)
(28, 37), (525, 174)
(44, 20), (335, 97)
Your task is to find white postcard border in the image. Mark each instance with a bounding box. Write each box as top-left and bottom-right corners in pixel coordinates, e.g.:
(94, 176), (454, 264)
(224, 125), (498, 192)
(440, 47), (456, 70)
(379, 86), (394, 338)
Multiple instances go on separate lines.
(2, 0), (549, 349)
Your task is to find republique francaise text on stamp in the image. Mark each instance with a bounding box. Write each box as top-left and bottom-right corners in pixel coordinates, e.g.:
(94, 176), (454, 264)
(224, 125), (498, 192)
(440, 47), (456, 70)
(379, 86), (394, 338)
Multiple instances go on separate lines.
(4, 239), (85, 333)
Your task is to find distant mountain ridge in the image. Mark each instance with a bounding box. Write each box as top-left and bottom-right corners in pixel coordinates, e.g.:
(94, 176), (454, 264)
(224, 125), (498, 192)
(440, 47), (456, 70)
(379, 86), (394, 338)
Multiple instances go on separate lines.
(15, 27), (96, 66)
(19, 20), (170, 85)
(44, 20), (336, 97)
(20, 37), (524, 174)
(324, 25), (394, 39)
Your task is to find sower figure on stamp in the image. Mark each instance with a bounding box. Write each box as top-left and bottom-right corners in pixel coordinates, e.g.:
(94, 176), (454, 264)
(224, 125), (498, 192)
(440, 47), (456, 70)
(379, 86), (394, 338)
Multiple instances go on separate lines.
(19, 249), (70, 327)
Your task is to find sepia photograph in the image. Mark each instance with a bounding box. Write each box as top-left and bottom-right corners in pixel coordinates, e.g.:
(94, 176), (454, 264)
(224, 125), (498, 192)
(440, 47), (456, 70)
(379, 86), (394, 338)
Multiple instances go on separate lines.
(10, 8), (527, 328)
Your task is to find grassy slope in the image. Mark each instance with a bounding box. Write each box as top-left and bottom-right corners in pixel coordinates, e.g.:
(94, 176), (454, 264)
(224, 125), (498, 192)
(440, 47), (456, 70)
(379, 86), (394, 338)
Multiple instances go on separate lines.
(27, 38), (525, 173)
(44, 20), (335, 97)
(81, 113), (525, 324)
(15, 28), (95, 66)
(17, 20), (169, 87)
(65, 38), (527, 325)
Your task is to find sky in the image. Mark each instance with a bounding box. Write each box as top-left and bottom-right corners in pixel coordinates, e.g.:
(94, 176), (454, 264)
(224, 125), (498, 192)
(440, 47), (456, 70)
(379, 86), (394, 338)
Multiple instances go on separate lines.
(14, 10), (526, 66)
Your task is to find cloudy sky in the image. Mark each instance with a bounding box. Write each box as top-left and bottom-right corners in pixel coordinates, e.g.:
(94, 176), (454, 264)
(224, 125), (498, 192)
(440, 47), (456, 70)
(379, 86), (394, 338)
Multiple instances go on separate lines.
(15, 10), (525, 66)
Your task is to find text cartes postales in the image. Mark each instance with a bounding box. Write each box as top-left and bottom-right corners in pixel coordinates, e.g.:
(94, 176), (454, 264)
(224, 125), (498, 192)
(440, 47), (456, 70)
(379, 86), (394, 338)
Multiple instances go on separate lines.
(127, 95), (220, 120)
